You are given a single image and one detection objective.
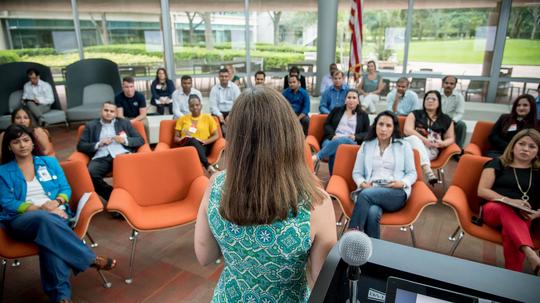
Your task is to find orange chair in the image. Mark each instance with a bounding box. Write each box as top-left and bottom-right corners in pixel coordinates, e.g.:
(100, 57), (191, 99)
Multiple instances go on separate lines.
(106, 147), (209, 283)
(464, 121), (494, 156)
(304, 142), (315, 173)
(0, 160), (110, 292)
(154, 117), (226, 169)
(325, 144), (437, 246)
(399, 115), (461, 188)
(305, 114), (328, 153)
(68, 120), (152, 164)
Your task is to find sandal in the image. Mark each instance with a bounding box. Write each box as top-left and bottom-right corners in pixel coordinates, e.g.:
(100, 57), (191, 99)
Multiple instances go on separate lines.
(92, 256), (117, 271)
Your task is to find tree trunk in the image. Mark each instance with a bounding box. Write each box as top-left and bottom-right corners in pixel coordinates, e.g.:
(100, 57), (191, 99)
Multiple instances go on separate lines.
(100, 13), (109, 45)
(530, 7), (540, 40)
(268, 11), (282, 46)
(202, 12), (214, 50)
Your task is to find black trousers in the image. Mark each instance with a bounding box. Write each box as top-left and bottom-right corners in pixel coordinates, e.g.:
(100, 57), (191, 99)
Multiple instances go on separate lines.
(88, 155), (113, 204)
(180, 138), (210, 168)
(297, 114), (310, 136)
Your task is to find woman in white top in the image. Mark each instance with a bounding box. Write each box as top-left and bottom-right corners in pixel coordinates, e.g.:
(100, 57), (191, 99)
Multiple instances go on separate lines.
(349, 111), (417, 238)
(357, 60), (385, 114)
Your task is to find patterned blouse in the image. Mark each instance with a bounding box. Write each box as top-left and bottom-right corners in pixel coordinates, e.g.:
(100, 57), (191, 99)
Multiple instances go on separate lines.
(207, 172), (312, 303)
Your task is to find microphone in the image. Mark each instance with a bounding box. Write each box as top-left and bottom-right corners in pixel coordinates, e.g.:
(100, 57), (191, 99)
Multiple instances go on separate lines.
(339, 230), (373, 303)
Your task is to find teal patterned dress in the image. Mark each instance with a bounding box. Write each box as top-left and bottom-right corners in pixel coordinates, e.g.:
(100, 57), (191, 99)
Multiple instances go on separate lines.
(207, 172), (312, 303)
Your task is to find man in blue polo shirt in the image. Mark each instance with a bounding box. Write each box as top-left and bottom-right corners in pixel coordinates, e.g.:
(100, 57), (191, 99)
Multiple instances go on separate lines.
(115, 76), (148, 136)
(319, 70), (349, 114)
(282, 75), (310, 135)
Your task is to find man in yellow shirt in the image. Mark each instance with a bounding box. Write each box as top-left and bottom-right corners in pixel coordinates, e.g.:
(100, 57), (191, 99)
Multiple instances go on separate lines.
(174, 95), (219, 172)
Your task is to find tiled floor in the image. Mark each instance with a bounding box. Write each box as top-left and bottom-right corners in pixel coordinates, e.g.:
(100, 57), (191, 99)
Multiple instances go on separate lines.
(1, 125), (525, 302)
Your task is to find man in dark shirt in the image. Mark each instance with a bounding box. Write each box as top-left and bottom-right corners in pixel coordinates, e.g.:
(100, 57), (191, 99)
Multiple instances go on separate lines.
(282, 75), (310, 135)
(115, 76), (148, 136)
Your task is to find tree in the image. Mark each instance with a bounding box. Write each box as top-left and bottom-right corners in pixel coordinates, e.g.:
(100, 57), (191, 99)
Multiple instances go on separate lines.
(509, 8), (526, 38)
(268, 11), (282, 46)
(89, 13), (109, 45)
(185, 12), (204, 46)
(529, 6), (540, 40)
(202, 12), (213, 50)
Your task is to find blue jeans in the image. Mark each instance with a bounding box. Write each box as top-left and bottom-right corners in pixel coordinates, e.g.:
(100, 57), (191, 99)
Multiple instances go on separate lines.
(4, 211), (96, 301)
(348, 187), (407, 238)
(317, 137), (356, 174)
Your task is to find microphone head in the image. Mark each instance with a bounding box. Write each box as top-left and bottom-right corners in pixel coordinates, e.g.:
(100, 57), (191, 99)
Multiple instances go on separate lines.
(338, 230), (373, 267)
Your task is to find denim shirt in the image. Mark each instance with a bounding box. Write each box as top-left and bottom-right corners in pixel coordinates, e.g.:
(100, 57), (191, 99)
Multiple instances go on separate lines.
(352, 139), (417, 197)
(0, 156), (71, 221)
(319, 84), (349, 114)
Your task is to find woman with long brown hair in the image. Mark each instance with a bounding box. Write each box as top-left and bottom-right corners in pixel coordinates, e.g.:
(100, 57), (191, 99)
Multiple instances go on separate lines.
(194, 86), (336, 302)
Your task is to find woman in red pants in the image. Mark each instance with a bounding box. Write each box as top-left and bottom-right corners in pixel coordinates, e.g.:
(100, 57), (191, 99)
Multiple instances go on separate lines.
(478, 128), (540, 274)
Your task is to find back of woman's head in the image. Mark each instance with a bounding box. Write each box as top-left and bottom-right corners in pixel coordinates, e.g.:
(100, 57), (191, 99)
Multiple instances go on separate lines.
(1, 124), (39, 164)
(221, 86), (323, 225)
(365, 110), (402, 141)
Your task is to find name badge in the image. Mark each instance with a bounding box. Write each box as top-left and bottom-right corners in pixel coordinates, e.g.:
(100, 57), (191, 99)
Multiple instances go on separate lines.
(508, 124), (517, 132)
(188, 126), (197, 134)
(37, 166), (52, 182)
(156, 84), (162, 90)
(133, 101), (138, 106)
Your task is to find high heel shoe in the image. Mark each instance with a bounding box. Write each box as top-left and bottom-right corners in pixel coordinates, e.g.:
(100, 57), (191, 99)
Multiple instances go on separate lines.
(422, 166), (438, 186)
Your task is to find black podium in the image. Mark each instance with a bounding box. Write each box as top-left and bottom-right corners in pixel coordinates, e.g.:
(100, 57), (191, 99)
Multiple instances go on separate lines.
(309, 238), (540, 303)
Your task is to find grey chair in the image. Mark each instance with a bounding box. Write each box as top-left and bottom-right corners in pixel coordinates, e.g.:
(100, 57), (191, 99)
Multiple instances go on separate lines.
(65, 59), (121, 122)
(0, 62), (66, 130)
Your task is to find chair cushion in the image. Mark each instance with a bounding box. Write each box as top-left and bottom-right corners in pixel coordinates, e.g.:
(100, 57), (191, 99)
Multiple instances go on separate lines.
(67, 104), (103, 122)
(82, 83), (115, 106)
(0, 116), (11, 130)
(42, 109), (66, 125)
(8, 90), (23, 112)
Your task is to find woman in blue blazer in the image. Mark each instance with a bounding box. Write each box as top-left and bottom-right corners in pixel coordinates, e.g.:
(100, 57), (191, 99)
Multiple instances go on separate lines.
(0, 125), (116, 303)
(150, 67), (175, 115)
(349, 111), (417, 238)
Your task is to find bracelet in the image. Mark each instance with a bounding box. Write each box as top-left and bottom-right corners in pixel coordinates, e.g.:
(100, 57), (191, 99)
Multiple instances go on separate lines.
(495, 197), (506, 203)
(55, 198), (65, 205)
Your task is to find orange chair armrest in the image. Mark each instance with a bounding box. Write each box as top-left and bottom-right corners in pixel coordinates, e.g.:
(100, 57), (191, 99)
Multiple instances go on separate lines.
(431, 143), (461, 169)
(137, 144), (152, 153)
(381, 182), (437, 226)
(185, 175), (210, 207)
(306, 136), (321, 153)
(72, 192), (104, 238)
(208, 138), (226, 165)
(68, 152), (90, 164)
(442, 186), (474, 226)
(0, 228), (38, 259)
(464, 144), (482, 156)
(106, 188), (138, 214)
(326, 175), (354, 218)
(154, 142), (171, 152)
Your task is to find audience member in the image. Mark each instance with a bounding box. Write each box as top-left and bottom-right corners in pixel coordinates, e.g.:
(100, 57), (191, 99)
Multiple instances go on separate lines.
(440, 75), (466, 149)
(0, 108), (54, 161)
(254, 70), (266, 86)
(115, 76), (148, 136)
(319, 71), (349, 114)
(150, 68), (174, 115)
(403, 90), (455, 185)
(348, 111), (417, 238)
(174, 95), (218, 174)
(536, 83), (540, 120)
(76, 102), (144, 205)
(172, 75), (203, 120)
(194, 86), (336, 301)
(487, 94), (539, 158)
(387, 77), (420, 116)
(320, 63), (338, 94)
(209, 68), (241, 124)
(0, 124), (116, 303)
(225, 64), (241, 86)
(312, 89), (370, 174)
(283, 65), (307, 90)
(477, 129), (540, 274)
(21, 68), (54, 126)
(282, 75), (311, 135)
(357, 60), (384, 114)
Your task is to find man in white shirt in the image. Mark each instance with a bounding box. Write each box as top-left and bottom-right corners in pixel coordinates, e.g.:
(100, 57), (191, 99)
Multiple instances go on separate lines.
(209, 68), (241, 123)
(21, 68), (55, 125)
(440, 75), (466, 149)
(171, 75), (203, 119)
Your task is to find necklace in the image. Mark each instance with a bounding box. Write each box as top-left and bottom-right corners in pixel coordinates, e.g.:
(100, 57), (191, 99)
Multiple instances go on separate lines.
(513, 167), (532, 202)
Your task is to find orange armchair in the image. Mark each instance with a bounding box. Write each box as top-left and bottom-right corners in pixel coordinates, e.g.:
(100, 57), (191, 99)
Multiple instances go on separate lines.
(68, 120), (151, 164)
(464, 121), (494, 156)
(325, 144), (437, 246)
(154, 117), (226, 169)
(0, 160), (110, 293)
(106, 147), (209, 284)
(305, 114), (328, 153)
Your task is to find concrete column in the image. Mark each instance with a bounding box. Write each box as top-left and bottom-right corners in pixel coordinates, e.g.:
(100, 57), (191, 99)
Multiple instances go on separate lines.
(244, 0), (252, 87)
(160, 0), (176, 79)
(486, 0), (511, 103)
(70, 0), (84, 59)
(315, 0), (338, 96)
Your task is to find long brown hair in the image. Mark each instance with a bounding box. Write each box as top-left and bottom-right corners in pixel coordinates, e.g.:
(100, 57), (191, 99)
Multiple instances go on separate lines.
(502, 94), (538, 132)
(500, 128), (540, 169)
(220, 86), (324, 225)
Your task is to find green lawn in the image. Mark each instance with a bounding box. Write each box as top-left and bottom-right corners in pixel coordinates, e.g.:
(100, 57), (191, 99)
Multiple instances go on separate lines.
(395, 39), (540, 65)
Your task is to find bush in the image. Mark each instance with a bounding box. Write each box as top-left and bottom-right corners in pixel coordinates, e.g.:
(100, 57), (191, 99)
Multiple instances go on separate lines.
(85, 44), (162, 57)
(13, 48), (57, 56)
(215, 42), (316, 54)
(0, 50), (21, 64)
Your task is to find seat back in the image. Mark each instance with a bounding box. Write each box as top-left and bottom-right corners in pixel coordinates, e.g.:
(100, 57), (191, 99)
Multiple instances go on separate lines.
(304, 142), (314, 173)
(8, 90), (22, 112)
(398, 115), (406, 133)
(77, 119), (148, 144)
(158, 119), (176, 146)
(451, 155), (491, 214)
(307, 114), (327, 143)
(82, 83), (115, 106)
(469, 121), (494, 155)
(60, 160), (95, 213)
(113, 147), (205, 206)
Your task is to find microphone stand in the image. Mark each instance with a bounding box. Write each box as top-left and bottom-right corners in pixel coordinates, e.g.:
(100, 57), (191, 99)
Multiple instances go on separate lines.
(347, 265), (361, 303)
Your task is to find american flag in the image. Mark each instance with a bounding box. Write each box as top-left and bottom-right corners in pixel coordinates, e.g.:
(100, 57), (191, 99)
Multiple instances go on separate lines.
(348, 0), (363, 76)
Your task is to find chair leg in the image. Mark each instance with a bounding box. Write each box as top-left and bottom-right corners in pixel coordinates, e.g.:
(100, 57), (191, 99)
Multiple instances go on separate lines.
(409, 225), (417, 248)
(338, 218), (349, 238)
(125, 229), (139, 284)
(96, 269), (112, 288)
(336, 212), (344, 227)
(86, 232), (99, 248)
(1, 259), (6, 303)
(449, 230), (465, 256)
(448, 226), (461, 241)
(440, 168), (447, 191)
